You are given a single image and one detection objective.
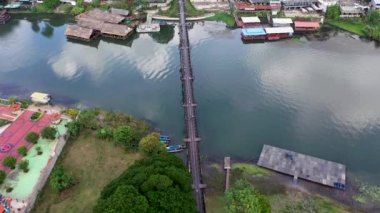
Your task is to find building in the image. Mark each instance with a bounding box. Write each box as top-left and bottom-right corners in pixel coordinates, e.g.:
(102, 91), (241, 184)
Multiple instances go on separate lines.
(258, 145), (346, 189)
(101, 23), (134, 39)
(282, 0), (317, 9)
(340, 5), (364, 17)
(30, 92), (51, 104)
(371, 0), (380, 9)
(110, 8), (129, 17)
(235, 0), (281, 11)
(272, 18), (293, 27)
(241, 28), (267, 40)
(238, 16), (261, 28)
(264, 27), (294, 40)
(65, 25), (99, 41)
(294, 21), (320, 32)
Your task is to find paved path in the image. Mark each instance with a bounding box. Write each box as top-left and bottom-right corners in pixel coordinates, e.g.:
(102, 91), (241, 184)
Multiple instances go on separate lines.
(177, 0), (206, 212)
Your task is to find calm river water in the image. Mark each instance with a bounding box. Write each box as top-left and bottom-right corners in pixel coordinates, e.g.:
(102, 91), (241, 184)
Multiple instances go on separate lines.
(1, 15), (380, 185)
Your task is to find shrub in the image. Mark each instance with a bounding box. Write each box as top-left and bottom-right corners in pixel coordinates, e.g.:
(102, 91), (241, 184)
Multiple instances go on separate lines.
(18, 160), (29, 173)
(3, 156), (17, 170)
(49, 165), (73, 191)
(113, 125), (140, 149)
(35, 146), (43, 155)
(17, 146), (28, 157)
(6, 187), (13, 193)
(25, 132), (40, 144)
(65, 121), (81, 140)
(0, 171), (6, 185)
(96, 128), (113, 140)
(30, 112), (42, 121)
(138, 133), (166, 156)
(7, 96), (17, 104)
(41, 126), (57, 140)
(63, 108), (79, 119)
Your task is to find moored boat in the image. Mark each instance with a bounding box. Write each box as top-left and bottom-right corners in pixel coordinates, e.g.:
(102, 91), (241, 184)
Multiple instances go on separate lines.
(166, 145), (183, 153)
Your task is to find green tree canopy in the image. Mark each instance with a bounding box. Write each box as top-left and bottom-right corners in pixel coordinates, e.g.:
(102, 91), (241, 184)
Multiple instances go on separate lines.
(17, 146), (28, 157)
(96, 153), (196, 213)
(18, 160), (29, 173)
(3, 156), (17, 170)
(49, 165), (74, 191)
(94, 184), (149, 213)
(25, 131), (40, 144)
(138, 132), (166, 155)
(113, 125), (140, 149)
(41, 126), (57, 140)
(225, 179), (271, 213)
(326, 5), (340, 20)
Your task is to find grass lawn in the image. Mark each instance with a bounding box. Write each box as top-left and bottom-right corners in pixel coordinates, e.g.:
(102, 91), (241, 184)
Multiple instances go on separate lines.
(32, 133), (140, 213)
(0, 119), (10, 127)
(205, 195), (225, 213)
(326, 19), (366, 37)
(207, 12), (235, 27)
(159, 0), (206, 17)
(232, 163), (271, 176)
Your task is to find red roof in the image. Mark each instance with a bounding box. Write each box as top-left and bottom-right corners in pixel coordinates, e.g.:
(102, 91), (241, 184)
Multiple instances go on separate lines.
(294, 21), (320, 28)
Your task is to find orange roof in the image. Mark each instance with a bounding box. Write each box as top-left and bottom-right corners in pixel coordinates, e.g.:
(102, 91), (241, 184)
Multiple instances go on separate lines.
(294, 21), (320, 28)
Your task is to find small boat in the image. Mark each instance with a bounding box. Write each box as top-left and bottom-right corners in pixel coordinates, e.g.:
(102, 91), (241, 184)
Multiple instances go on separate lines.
(136, 23), (160, 33)
(160, 135), (170, 141)
(160, 140), (169, 145)
(166, 145), (183, 153)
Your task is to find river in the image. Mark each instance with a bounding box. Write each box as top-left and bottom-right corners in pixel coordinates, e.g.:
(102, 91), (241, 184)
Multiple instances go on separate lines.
(1, 15), (380, 185)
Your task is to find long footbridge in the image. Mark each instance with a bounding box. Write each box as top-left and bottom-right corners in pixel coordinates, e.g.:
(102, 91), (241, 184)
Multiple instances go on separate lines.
(177, 0), (206, 212)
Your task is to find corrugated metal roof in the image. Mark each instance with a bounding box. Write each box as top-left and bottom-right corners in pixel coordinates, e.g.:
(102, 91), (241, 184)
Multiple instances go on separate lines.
(294, 21), (320, 28)
(265, 27), (294, 34)
(241, 16), (261, 23)
(242, 28), (266, 36)
(272, 18), (293, 24)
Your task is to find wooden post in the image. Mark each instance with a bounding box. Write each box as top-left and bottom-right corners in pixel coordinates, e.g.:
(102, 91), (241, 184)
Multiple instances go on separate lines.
(224, 157), (231, 192)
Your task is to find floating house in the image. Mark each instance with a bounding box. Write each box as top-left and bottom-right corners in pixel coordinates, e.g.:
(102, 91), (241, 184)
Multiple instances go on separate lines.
(241, 28), (266, 40)
(265, 27), (294, 40)
(101, 23), (134, 39)
(76, 9), (125, 24)
(236, 16), (261, 28)
(272, 18), (293, 27)
(77, 18), (103, 31)
(65, 25), (99, 41)
(294, 21), (320, 32)
(0, 10), (10, 25)
(30, 92), (51, 104)
(258, 145), (346, 189)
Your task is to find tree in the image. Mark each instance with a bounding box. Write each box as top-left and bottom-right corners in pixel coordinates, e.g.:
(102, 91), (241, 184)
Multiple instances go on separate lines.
(41, 126), (57, 140)
(25, 132), (40, 144)
(138, 132), (166, 155)
(326, 5), (340, 20)
(65, 121), (81, 140)
(113, 125), (140, 148)
(35, 146), (43, 155)
(96, 153), (196, 213)
(3, 156), (17, 170)
(364, 10), (380, 26)
(225, 179), (271, 213)
(49, 165), (74, 191)
(42, 0), (60, 9)
(17, 146), (28, 156)
(0, 171), (6, 184)
(78, 109), (100, 130)
(94, 184), (149, 213)
(7, 96), (17, 104)
(18, 160), (29, 173)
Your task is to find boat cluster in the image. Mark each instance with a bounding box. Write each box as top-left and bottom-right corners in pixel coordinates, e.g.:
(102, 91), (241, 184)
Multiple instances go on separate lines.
(160, 135), (184, 153)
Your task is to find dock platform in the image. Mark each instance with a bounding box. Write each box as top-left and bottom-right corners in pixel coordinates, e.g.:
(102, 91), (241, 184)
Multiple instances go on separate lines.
(257, 144), (346, 189)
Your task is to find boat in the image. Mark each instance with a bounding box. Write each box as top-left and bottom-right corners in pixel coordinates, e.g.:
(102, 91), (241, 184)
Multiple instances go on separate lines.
(160, 135), (170, 141)
(160, 140), (169, 145)
(136, 23), (160, 33)
(166, 145), (183, 153)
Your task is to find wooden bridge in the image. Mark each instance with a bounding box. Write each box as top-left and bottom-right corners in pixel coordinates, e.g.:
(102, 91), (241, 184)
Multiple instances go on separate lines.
(177, 0), (206, 212)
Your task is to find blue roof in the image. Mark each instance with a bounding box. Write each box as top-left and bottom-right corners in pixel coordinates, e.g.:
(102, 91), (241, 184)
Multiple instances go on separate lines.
(242, 28), (266, 36)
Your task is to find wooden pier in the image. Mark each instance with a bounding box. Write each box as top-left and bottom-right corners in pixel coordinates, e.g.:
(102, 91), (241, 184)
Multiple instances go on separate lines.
(224, 157), (231, 192)
(257, 144), (346, 189)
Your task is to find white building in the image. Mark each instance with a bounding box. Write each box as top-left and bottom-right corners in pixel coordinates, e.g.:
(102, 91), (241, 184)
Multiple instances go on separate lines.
(371, 0), (380, 9)
(272, 18), (293, 27)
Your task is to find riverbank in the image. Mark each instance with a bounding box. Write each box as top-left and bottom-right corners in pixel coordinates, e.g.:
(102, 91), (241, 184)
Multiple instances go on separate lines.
(206, 12), (235, 27)
(203, 160), (380, 212)
(325, 19), (366, 37)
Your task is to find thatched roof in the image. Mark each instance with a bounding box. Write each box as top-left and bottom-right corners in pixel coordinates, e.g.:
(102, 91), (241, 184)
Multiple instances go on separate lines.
(65, 25), (94, 40)
(76, 9), (125, 24)
(101, 23), (133, 37)
(77, 18), (104, 31)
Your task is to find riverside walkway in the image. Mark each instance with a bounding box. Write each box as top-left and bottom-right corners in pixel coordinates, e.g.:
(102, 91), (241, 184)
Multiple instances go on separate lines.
(177, 0), (206, 212)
